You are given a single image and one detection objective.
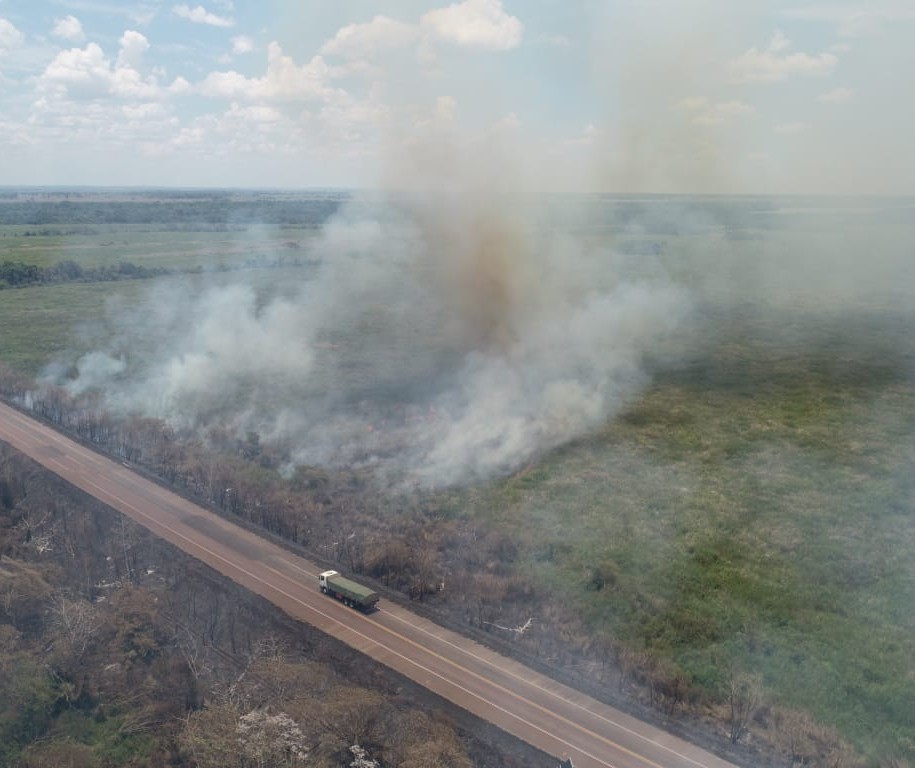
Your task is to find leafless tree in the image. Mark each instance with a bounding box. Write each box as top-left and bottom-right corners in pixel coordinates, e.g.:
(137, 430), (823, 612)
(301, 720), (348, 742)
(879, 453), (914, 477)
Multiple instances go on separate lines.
(411, 539), (439, 601)
(726, 670), (763, 745)
(49, 591), (101, 665)
(174, 623), (206, 681)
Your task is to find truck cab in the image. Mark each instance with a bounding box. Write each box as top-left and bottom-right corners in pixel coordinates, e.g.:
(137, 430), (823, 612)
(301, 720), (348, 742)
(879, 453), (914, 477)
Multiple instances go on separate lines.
(318, 570), (338, 593)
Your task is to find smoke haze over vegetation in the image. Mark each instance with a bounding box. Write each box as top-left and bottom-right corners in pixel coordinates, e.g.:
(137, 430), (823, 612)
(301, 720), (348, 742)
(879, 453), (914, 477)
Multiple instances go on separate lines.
(58, 172), (691, 486)
(2, 0), (915, 764)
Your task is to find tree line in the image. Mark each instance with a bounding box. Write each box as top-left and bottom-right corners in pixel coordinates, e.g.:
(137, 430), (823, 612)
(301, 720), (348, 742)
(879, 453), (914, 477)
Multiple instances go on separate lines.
(0, 198), (343, 227)
(0, 255), (319, 290)
(0, 259), (172, 289)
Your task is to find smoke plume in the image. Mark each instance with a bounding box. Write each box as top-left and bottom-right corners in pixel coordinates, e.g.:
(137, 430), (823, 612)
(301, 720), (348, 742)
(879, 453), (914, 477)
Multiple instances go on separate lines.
(61, 128), (689, 487)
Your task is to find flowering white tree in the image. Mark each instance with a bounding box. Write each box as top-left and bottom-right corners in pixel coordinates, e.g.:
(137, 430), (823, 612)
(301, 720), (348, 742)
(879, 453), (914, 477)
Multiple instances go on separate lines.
(237, 708), (310, 767)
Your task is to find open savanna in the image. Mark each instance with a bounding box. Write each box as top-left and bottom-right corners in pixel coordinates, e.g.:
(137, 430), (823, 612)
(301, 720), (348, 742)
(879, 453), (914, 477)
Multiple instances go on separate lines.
(0, 224), (321, 271)
(446, 301), (915, 760)
(0, 263), (316, 376)
(0, 209), (324, 374)
(2, 193), (913, 762)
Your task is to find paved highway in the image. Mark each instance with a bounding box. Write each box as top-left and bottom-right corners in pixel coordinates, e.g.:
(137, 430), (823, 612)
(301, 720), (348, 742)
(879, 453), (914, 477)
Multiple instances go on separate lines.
(0, 399), (739, 768)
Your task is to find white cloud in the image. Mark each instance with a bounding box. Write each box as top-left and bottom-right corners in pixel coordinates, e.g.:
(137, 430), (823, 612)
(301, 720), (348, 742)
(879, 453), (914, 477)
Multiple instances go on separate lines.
(199, 42), (335, 102)
(818, 86), (854, 103)
(729, 33), (837, 83)
(122, 102), (167, 121)
(679, 97), (755, 126)
(40, 43), (116, 98)
(231, 35), (254, 55)
(24, 89), (179, 156)
(168, 76), (192, 95)
(317, 94), (390, 152)
(225, 101), (283, 125)
(52, 16), (85, 43)
(172, 4), (234, 28)
(0, 18), (24, 56)
(320, 15), (419, 60)
(39, 40), (163, 101)
(160, 100), (307, 157)
(421, 0), (522, 51)
(117, 30), (149, 70)
(110, 66), (161, 100)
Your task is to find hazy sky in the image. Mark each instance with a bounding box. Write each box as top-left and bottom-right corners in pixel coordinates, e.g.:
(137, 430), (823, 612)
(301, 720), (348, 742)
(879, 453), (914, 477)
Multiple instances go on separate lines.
(0, 0), (912, 193)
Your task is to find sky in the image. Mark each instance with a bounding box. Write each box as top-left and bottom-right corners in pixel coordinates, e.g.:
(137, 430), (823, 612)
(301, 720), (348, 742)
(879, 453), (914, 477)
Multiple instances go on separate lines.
(0, 0), (913, 193)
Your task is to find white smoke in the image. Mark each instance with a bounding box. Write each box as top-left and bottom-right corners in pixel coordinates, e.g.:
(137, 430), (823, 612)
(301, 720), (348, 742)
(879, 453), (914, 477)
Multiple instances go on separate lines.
(61, 132), (689, 487)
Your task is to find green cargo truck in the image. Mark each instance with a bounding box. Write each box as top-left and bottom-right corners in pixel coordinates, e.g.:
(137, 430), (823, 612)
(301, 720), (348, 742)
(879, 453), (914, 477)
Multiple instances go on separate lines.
(318, 570), (380, 611)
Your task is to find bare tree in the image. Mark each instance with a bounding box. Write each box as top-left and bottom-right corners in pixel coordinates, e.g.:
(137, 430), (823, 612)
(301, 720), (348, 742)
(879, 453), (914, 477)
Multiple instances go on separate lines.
(114, 514), (143, 585)
(49, 592), (101, 666)
(726, 670), (763, 745)
(174, 623), (206, 682)
(411, 539), (439, 601)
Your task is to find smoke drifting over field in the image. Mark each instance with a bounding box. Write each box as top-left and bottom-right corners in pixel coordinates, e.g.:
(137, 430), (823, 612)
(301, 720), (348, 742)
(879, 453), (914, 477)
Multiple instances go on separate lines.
(51, 7), (915, 490)
(63, 135), (689, 487)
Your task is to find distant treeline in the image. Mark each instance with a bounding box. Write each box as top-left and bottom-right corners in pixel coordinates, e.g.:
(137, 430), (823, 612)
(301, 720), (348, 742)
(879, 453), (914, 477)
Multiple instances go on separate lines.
(0, 192), (781, 233)
(0, 259), (172, 288)
(0, 255), (319, 289)
(0, 197), (344, 227)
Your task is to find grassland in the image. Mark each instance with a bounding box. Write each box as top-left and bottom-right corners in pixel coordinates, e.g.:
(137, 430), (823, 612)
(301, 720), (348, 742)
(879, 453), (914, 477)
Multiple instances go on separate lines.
(1, 193), (913, 761)
(452, 304), (915, 759)
(0, 225), (321, 271)
(0, 205), (323, 375)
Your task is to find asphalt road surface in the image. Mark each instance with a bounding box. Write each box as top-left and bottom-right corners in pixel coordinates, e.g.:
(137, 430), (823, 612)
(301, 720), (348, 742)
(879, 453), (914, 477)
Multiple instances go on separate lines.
(0, 400), (739, 768)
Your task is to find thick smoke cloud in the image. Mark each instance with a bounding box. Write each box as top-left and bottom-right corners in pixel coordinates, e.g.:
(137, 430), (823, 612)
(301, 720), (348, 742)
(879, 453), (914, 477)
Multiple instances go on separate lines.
(61, 133), (689, 487)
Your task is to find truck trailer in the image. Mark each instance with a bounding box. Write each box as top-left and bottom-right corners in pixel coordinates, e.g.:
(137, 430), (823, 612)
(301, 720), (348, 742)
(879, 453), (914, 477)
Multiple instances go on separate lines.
(318, 570), (379, 611)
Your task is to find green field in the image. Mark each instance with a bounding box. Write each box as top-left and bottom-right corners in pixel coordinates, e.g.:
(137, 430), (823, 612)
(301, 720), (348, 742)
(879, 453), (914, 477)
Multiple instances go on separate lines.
(0, 225), (321, 271)
(1, 193), (913, 762)
(451, 304), (915, 757)
(0, 201), (324, 374)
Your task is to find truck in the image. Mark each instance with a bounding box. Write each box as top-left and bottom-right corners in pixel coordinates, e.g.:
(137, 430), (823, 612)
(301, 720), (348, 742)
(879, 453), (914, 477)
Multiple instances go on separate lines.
(318, 570), (379, 611)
